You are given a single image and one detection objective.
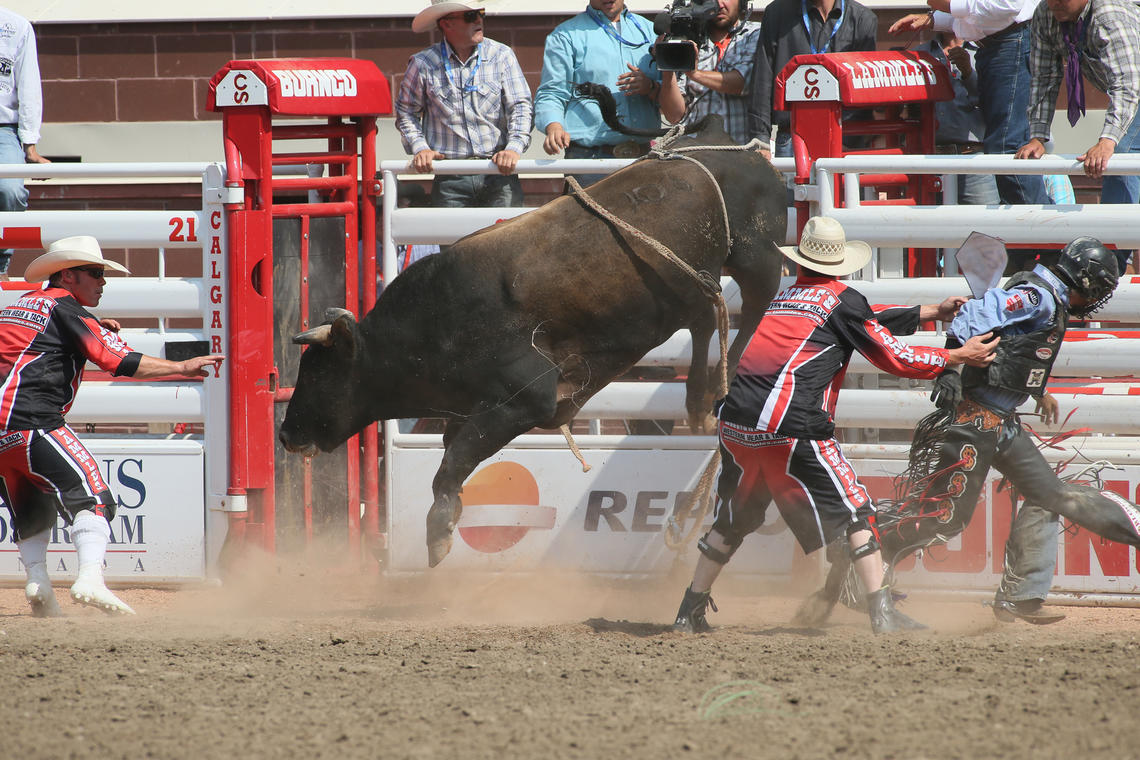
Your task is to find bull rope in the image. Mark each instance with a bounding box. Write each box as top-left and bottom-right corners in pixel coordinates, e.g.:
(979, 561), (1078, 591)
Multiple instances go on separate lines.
(564, 150), (737, 397)
(664, 448), (721, 550)
(565, 126), (764, 547)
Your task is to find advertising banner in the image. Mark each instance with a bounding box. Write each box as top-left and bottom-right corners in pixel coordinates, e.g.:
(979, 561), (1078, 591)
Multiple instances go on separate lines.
(0, 438), (205, 583)
(388, 444), (1140, 596)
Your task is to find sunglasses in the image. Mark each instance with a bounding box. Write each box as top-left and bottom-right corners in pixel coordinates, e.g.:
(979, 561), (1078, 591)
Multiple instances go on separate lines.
(444, 8), (485, 22)
(73, 266), (106, 278)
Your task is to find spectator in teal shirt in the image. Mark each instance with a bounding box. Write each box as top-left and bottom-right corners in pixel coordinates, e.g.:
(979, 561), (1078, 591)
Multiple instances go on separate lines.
(536, 0), (662, 184)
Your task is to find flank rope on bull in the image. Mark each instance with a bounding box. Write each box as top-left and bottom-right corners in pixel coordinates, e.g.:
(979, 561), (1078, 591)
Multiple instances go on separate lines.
(572, 123), (766, 550)
(565, 124), (766, 549)
(565, 123), (757, 400)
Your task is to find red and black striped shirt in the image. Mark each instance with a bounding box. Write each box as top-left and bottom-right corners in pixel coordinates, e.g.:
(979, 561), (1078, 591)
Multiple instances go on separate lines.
(719, 275), (951, 439)
(0, 287), (141, 431)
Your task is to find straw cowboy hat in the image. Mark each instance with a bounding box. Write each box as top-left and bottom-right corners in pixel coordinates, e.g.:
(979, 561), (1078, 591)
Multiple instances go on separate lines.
(23, 235), (130, 283)
(779, 216), (872, 277)
(412, 0), (486, 33)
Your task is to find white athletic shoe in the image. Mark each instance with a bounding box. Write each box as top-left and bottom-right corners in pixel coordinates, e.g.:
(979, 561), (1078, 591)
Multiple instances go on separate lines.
(25, 580), (63, 618)
(70, 578), (136, 615)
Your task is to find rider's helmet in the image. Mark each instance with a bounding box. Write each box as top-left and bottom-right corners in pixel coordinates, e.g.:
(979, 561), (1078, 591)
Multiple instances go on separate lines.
(1053, 236), (1120, 317)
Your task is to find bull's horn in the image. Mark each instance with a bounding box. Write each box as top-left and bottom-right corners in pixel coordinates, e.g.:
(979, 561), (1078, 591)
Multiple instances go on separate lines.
(322, 307), (356, 325)
(292, 324), (333, 346)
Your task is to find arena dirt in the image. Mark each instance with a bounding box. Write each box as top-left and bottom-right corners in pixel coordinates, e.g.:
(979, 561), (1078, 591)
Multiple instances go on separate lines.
(2, 557), (1139, 760)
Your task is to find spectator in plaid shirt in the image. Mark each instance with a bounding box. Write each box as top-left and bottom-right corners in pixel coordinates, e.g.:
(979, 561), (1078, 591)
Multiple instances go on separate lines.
(657, 0), (763, 145)
(1017, 0), (1140, 273)
(396, 1), (533, 209)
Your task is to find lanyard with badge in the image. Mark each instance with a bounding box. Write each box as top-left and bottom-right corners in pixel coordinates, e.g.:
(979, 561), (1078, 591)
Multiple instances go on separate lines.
(801, 0), (846, 54)
(585, 5), (650, 47)
(440, 40), (482, 94)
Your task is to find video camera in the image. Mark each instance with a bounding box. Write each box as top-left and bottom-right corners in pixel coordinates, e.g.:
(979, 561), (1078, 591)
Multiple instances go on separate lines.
(653, 0), (720, 72)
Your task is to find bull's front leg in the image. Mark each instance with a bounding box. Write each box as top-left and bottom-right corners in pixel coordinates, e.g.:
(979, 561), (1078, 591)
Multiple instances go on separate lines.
(425, 380), (558, 567)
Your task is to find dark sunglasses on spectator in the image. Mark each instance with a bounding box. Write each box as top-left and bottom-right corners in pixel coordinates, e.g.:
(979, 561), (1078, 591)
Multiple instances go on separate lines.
(446, 9), (485, 22)
(73, 266), (105, 278)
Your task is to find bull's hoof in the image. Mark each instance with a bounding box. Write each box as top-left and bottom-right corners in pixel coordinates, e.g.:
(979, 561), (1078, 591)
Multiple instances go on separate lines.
(427, 534), (453, 568)
(792, 590), (837, 627)
(687, 412), (718, 436)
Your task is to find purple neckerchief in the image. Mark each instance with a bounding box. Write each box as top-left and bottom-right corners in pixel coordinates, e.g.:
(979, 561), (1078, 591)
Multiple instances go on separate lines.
(1062, 16), (1086, 126)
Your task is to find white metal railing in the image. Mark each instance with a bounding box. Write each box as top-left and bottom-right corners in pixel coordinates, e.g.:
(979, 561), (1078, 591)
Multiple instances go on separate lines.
(814, 155), (1140, 248)
(0, 161), (228, 435)
(379, 155), (1140, 438)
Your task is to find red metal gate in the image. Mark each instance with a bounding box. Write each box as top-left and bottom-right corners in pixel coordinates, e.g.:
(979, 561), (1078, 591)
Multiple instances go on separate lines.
(208, 58), (391, 559)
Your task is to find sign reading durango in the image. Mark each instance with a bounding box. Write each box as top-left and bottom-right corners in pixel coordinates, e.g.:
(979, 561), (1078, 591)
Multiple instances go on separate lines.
(207, 58), (391, 116)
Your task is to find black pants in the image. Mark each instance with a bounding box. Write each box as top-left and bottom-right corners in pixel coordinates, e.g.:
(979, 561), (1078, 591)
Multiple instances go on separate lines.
(881, 400), (1140, 599)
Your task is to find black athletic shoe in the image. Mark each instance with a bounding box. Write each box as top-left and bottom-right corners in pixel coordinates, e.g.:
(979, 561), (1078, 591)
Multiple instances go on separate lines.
(992, 599), (1065, 625)
(867, 586), (927, 634)
(672, 586), (716, 633)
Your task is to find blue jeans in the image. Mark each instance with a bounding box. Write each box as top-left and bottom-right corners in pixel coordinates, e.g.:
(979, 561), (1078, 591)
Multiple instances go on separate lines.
(996, 504), (1059, 603)
(974, 28), (1051, 206)
(430, 173), (523, 209)
(0, 126), (29, 274)
(1101, 111), (1140, 271)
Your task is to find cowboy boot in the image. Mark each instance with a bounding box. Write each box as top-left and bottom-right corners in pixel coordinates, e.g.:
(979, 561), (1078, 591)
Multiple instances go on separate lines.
(672, 586), (716, 633)
(867, 586), (927, 634)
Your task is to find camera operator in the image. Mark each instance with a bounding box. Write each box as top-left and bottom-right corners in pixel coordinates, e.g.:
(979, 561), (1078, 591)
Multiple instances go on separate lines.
(657, 0), (763, 144)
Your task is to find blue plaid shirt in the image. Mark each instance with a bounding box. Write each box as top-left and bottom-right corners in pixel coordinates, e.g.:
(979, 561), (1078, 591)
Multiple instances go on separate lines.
(678, 21), (763, 145)
(395, 37), (533, 159)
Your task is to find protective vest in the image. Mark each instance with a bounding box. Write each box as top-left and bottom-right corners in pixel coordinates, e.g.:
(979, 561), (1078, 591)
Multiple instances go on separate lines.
(962, 271), (1067, 397)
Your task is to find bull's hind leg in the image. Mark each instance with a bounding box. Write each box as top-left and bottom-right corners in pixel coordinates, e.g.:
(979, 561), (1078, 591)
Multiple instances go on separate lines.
(685, 306), (716, 434)
(721, 239), (784, 394)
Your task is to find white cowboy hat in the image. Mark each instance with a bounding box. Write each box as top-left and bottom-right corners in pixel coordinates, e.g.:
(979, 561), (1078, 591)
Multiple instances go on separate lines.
(23, 235), (131, 283)
(412, 0), (486, 33)
(779, 216), (872, 277)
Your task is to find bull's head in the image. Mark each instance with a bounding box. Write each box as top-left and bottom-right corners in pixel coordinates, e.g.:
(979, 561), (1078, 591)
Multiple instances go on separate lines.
(278, 307), (373, 455)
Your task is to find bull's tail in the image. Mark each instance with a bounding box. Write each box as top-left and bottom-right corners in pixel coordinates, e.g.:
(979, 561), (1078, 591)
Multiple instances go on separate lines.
(574, 82), (669, 138)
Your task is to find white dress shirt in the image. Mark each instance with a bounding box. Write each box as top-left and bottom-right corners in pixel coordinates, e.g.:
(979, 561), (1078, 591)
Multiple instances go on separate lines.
(933, 0), (1039, 43)
(0, 7), (42, 145)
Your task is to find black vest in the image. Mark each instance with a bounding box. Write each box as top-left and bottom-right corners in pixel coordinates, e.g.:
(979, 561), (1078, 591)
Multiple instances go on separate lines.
(962, 271), (1067, 397)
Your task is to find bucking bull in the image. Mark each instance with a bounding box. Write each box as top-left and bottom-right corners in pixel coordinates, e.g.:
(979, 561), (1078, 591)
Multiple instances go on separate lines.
(279, 115), (787, 567)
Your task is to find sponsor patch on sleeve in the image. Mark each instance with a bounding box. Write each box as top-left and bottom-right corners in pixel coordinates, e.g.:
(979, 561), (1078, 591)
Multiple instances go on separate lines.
(1004, 293), (1025, 312)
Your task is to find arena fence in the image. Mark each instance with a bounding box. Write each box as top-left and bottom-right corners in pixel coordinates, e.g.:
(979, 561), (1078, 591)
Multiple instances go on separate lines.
(0, 162), (229, 583)
(380, 155), (1140, 604)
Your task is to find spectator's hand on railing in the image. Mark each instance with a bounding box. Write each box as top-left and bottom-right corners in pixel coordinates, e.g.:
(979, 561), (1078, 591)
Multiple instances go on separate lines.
(1079, 138), (1116, 180)
(411, 149), (445, 174)
(492, 149), (520, 176)
(543, 123), (571, 156)
(1016, 138), (1046, 160)
(24, 144), (50, 164)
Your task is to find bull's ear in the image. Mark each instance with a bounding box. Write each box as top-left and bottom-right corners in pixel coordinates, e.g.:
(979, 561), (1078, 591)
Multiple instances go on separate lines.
(330, 313), (358, 359)
(292, 324), (333, 346)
